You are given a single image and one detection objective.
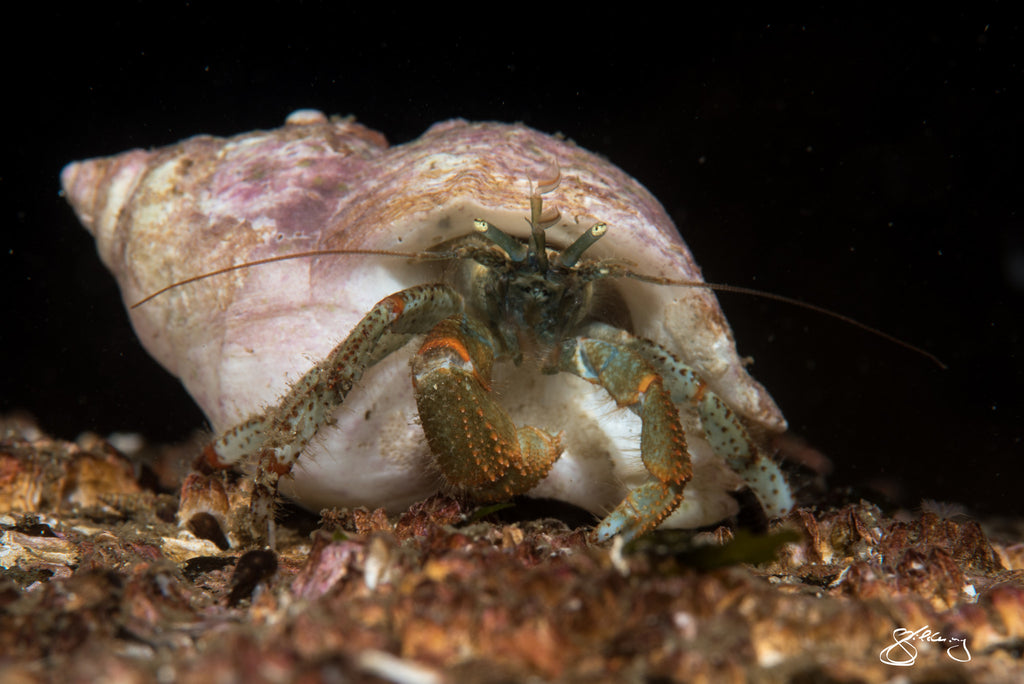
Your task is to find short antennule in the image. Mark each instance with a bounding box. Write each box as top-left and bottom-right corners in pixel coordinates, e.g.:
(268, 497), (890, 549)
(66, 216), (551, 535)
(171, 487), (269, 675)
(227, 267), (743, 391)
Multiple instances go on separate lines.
(558, 222), (607, 268)
(528, 193), (549, 270)
(525, 168), (562, 270)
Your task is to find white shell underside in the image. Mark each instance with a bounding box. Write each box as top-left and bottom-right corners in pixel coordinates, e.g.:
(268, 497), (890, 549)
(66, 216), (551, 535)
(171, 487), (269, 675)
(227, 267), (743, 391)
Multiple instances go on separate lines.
(282, 344), (743, 529)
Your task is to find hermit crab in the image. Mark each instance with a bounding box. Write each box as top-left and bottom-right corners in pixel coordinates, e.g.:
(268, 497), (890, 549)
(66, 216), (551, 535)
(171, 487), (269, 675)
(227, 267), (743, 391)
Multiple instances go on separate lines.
(61, 109), (794, 544)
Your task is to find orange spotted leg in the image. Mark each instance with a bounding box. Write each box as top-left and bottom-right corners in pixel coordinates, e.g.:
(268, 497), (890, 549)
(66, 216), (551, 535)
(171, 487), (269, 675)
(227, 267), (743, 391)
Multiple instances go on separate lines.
(200, 284), (465, 545)
(412, 314), (562, 501)
(583, 322), (795, 522)
(556, 335), (693, 542)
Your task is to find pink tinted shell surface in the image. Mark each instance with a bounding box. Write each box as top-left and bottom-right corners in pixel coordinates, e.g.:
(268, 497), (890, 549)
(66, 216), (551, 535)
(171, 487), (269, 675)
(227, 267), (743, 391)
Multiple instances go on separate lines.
(62, 110), (785, 528)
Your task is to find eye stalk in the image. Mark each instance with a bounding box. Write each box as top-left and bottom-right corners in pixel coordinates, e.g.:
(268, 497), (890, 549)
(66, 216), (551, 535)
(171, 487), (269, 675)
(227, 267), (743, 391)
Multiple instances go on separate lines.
(557, 222), (607, 268)
(474, 185), (607, 272)
(473, 217), (608, 270)
(473, 219), (528, 262)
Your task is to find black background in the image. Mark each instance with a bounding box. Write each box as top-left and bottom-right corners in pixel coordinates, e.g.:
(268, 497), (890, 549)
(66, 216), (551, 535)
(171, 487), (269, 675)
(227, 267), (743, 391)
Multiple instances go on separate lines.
(4, 7), (1021, 517)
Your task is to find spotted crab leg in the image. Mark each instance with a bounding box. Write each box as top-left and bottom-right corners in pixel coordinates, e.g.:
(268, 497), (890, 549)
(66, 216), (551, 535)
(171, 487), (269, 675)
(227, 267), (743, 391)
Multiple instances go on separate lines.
(583, 322), (795, 521)
(201, 283), (463, 544)
(556, 335), (693, 542)
(412, 314), (563, 500)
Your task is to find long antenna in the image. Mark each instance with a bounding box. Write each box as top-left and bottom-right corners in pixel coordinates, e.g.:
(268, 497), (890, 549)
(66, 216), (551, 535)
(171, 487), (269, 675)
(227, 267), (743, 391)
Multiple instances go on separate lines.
(129, 248), (445, 308)
(130, 238), (946, 370)
(626, 272), (947, 370)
